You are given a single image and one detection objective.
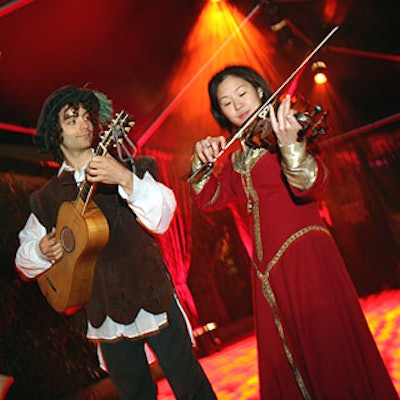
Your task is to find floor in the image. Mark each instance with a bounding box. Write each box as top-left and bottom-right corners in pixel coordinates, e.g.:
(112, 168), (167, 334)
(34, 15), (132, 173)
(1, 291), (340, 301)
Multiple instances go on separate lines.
(157, 289), (400, 399)
(1, 290), (398, 400)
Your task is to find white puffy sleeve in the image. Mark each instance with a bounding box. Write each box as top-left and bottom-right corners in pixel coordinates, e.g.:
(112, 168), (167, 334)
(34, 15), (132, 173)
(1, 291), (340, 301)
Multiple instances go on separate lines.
(118, 171), (177, 234)
(15, 213), (52, 279)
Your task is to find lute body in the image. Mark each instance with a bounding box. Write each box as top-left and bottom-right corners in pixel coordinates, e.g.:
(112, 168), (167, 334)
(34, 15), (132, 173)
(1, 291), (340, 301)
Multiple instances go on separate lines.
(37, 197), (109, 312)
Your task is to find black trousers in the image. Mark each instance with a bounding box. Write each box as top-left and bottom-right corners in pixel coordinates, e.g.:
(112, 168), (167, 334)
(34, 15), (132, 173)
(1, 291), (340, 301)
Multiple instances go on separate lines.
(100, 298), (217, 400)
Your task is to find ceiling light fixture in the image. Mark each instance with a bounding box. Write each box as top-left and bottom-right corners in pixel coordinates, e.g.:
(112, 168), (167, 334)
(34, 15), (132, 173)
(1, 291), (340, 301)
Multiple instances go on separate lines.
(311, 60), (328, 85)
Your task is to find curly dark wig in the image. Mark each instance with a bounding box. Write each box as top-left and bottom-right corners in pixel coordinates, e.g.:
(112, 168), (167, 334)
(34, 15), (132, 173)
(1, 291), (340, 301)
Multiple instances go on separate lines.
(34, 86), (104, 164)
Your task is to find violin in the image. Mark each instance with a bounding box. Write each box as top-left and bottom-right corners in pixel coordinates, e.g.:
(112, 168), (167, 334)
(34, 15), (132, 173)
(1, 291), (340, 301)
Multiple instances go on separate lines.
(188, 25), (339, 184)
(243, 94), (329, 153)
(188, 96), (329, 184)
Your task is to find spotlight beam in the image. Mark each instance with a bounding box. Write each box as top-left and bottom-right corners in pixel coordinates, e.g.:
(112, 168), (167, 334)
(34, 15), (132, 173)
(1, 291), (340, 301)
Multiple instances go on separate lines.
(137, 1), (265, 148)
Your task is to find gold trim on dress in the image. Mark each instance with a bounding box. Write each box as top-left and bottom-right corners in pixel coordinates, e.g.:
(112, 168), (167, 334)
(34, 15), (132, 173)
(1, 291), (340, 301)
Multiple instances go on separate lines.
(233, 145), (266, 262)
(206, 180), (221, 206)
(253, 225), (331, 400)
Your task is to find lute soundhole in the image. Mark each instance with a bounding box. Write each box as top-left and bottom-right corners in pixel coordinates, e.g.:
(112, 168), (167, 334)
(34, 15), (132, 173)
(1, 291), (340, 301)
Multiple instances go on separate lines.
(60, 226), (75, 253)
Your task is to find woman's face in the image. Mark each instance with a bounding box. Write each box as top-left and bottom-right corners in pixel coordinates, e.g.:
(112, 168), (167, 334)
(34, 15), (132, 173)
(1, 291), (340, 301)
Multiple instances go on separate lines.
(217, 75), (263, 128)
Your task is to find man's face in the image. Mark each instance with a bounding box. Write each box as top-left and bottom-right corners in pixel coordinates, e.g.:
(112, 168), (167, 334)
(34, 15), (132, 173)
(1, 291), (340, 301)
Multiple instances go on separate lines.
(59, 104), (94, 154)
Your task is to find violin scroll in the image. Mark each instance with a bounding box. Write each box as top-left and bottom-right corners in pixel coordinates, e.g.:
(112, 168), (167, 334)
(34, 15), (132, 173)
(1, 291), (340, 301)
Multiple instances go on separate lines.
(296, 104), (329, 142)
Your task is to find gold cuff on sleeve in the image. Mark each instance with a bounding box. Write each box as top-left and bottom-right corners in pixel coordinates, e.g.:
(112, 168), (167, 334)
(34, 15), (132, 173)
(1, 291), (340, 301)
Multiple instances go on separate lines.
(190, 155), (214, 194)
(280, 141), (318, 190)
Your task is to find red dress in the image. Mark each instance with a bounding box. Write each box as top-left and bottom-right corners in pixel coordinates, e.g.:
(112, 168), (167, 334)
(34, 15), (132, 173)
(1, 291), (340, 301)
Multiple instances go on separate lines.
(192, 147), (398, 399)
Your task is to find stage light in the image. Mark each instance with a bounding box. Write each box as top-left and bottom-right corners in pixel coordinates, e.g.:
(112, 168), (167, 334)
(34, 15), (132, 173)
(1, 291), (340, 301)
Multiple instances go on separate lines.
(311, 60), (328, 85)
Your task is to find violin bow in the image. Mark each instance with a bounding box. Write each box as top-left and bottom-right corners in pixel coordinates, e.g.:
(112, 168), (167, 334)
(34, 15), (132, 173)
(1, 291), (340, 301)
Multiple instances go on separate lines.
(188, 25), (340, 184)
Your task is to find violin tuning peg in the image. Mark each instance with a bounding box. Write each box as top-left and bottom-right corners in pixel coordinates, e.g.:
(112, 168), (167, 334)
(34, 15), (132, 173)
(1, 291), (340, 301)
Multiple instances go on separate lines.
(310, 105), (323, 117)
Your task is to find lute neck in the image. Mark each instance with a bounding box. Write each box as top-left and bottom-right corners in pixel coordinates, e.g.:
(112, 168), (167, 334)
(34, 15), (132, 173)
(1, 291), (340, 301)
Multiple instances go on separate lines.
(77, 141), (108, 215)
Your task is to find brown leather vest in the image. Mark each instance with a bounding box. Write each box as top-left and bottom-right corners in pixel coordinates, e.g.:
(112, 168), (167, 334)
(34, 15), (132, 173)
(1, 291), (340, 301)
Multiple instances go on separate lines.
(30, 171), (175, 327)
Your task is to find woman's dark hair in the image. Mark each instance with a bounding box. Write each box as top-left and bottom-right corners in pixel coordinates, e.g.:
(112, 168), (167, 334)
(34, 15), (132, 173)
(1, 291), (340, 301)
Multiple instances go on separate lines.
(34, 86), (101, 164)
(208, 65), (273, 132)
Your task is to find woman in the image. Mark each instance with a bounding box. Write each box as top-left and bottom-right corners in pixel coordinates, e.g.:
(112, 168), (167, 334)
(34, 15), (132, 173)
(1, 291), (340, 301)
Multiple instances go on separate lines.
(190, 65), (398, 399)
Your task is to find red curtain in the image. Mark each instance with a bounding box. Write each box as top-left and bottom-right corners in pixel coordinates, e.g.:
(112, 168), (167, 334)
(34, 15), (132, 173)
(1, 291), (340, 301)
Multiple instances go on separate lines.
(141, 148), (199, 326)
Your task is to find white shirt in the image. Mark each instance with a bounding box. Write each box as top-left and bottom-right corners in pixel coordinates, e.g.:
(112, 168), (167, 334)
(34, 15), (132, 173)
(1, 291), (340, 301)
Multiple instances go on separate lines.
(15, 162), (178, 341)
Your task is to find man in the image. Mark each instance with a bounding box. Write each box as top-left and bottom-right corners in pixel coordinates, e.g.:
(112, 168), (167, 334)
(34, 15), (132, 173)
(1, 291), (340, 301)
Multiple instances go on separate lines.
(15, 86), (217, 400)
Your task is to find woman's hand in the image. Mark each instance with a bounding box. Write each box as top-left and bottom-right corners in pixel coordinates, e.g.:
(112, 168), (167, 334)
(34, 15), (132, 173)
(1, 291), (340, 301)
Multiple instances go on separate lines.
(268, 94), (302, 146)
(192, 135), (226, 166)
